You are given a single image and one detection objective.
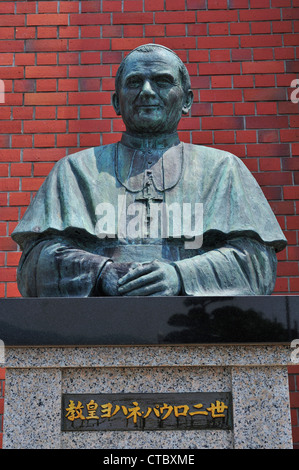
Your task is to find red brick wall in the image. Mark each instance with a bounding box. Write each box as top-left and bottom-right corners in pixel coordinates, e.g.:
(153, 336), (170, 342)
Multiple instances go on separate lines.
(0, 0), (298, 449)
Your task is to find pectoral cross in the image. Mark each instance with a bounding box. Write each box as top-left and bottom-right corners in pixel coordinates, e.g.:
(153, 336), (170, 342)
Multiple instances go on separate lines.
(135, 170), (164, 238)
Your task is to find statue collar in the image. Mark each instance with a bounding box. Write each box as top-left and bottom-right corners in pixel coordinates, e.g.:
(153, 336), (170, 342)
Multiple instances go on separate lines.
(120, 131), (180, 150)
(115, 139), (184, 193)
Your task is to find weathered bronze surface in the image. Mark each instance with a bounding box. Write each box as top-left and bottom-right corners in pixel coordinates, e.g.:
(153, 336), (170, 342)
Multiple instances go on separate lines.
(11, 44), (287, 297)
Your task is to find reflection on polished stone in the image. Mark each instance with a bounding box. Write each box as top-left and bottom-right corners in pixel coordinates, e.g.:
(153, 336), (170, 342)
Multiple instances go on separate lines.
(0, 296), (297, 346)
(162, 297), (297, 343)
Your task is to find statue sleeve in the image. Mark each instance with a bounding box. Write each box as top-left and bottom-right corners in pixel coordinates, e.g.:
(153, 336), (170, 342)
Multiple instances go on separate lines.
(173, 237), (278, 296)
(16, 238), (111, 297)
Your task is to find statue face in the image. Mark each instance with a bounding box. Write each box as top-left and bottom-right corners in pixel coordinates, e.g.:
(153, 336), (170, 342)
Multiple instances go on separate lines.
(113, 49), (193, 135)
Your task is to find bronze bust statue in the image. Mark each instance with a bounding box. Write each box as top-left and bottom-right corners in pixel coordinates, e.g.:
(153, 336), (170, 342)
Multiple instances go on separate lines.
(12, 44), (286, 297)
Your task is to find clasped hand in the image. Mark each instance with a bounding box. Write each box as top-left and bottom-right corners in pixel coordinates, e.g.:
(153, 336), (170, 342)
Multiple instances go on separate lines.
(100, 260), (181, 296)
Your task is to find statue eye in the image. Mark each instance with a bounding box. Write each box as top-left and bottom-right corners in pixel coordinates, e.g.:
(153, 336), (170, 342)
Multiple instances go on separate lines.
(155, 76), (173, 87)
(126, 77), (142, 88)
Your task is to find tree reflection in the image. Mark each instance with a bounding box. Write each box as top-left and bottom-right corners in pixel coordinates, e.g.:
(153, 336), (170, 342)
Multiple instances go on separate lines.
(163, 297), (295, 343)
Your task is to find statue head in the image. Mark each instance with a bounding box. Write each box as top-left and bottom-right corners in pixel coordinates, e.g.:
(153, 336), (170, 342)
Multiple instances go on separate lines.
(112, 44), (194, 135)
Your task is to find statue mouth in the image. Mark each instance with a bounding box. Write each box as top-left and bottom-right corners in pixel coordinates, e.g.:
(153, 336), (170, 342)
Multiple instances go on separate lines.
(137, 104), (160, 108)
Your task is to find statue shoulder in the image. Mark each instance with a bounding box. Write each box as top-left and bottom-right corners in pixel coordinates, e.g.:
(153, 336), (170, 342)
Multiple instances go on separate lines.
(183, 142), (241, 169)
(45, 144), (117, 182)
(58, 143), (116, 168)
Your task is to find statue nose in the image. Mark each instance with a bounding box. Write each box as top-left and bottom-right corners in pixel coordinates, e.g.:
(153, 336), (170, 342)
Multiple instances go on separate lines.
(141, 80), (155, 96)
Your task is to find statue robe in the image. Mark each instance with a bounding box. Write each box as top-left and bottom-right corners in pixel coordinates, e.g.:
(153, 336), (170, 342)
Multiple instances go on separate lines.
(11, 133), (287, 297)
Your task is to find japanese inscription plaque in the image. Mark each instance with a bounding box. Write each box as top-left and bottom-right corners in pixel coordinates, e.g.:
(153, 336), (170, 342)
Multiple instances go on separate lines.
(62, 392), (233, 432)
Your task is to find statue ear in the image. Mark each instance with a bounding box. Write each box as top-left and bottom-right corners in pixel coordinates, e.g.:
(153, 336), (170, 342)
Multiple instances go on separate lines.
(182, 90), (194, 115)
(112, 93), (121, 115)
